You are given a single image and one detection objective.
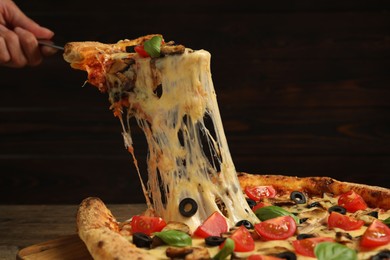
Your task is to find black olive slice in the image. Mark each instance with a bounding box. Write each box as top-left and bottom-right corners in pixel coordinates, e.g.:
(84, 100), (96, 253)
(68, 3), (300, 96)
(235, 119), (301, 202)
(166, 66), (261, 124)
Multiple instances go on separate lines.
(125, 46), (135, 53)
(371, 250), (390, 260)
(132, 232), (152, 248)
(328, 205), (347, 215)
(275, 251), (297, 260)
(368, 211), (379, 218)
(205, 236), (226, 246)
(290, 191), (307, 204)
(307, 201), (321, 208)
(296, 233), (316, 240)
(246, 198), (257, 208)
(179, 198), (198, 217)
(235, 220), (254, 229)
(299, 218), (309, 224)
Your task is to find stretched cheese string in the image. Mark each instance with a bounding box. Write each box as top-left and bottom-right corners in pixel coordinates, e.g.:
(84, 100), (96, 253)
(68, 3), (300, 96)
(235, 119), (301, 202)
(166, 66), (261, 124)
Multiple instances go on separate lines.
(119, 50), (259, 231)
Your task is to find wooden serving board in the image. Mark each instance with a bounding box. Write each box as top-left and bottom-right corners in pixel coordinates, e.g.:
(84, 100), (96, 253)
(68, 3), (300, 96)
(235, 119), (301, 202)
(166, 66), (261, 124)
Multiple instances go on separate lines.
(17, 234), (92, 260)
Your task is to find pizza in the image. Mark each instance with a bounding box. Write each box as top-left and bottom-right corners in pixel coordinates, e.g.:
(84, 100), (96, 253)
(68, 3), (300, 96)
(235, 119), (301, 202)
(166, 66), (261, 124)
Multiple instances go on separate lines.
(63, 35), (390, 259)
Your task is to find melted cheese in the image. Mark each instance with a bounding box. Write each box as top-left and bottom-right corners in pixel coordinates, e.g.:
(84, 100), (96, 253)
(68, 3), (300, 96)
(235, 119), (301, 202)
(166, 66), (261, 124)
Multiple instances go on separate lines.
(114, 49), (258, 231)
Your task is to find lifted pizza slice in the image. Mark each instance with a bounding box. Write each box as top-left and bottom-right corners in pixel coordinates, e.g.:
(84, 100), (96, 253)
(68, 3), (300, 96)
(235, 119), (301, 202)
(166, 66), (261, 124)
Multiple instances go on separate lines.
(64, 34), (259, 232)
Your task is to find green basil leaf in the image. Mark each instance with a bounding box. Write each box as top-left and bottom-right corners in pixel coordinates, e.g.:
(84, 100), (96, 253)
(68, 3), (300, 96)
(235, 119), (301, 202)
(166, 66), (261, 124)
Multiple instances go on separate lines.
(143, 36), (162, 58)
(153, 230), (192, 247)
(315, 242), (357, 260)
(254, 206), (300, 224)
(383, 217), (390, 227)
(212, 238), (234, 260)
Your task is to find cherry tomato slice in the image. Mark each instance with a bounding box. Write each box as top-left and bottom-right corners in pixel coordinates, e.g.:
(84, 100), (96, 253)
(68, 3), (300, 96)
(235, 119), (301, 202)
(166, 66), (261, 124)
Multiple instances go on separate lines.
(252, 202), (271, 212)
(134, 45), (150, 58)
(327, 211), (365, 231)
(130, 215), (166, 235)
(292, 237), (334, 257)
(229, 225), (255, 252)
(254, 215), (296, 240)
(338, 190), (367, 213)
(194, 211), (228, 238)
(245, 186), (276, 201)
(360, 220), (390, 248)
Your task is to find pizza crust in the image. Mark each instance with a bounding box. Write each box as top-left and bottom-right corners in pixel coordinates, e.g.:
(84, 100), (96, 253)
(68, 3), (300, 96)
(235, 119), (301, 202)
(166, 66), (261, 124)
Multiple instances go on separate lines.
(238, 172), (390, 210)
(77, 197), (152, 260)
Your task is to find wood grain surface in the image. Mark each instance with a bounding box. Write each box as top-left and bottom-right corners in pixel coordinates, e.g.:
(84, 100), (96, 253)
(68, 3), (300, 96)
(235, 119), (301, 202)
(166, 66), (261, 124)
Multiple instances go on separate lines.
(0, 0), (389, 204)
(0, 204), (146, 259)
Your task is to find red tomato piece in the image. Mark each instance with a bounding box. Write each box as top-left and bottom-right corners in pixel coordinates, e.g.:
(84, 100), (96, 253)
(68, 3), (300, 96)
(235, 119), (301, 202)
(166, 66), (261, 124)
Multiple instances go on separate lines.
(134, 45), (150, 58)
(252, 202), (271, 212)
(327, 211), (365, 231)
(229, 225), (255, 252)
(292, 237), (334, 257)
(194, 211), (228, 238)
(245, 186), (276, 201)
(130, 215), (166, 235)
(360, 220), (390, 248)
(338, 190), (367, 213)
(254, 215), (297, 240)
(247, 255), (283, 260)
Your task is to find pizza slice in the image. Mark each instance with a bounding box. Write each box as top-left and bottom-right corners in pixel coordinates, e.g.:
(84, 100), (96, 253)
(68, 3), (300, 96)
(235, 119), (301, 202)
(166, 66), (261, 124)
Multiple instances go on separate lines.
(64, 35), (390, 259)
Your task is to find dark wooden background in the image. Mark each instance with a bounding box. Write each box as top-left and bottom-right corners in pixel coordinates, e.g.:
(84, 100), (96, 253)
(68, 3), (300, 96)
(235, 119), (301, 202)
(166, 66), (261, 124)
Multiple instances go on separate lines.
(1, 0), (389, 204)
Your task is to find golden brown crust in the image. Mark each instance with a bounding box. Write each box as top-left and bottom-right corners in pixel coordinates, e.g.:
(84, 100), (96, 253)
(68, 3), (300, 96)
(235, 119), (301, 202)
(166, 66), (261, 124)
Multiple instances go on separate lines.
(77, 197), (152, 260)
(237, 172), (390, 210)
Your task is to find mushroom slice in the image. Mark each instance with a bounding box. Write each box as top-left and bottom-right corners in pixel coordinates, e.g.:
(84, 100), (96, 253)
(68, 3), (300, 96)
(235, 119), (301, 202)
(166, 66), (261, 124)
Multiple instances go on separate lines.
(166, 246), (210, 259)
(162, 221), (191, 235)
(297, 208), (329, 234)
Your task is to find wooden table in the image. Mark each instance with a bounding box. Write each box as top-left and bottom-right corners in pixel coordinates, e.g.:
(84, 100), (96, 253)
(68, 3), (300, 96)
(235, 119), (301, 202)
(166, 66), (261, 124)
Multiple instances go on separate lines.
(0, 204), (147, 259)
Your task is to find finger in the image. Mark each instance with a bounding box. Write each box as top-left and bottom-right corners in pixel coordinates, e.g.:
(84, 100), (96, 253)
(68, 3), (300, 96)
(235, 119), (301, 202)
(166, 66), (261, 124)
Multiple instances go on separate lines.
(0, 24), (27, 68)
(6, 1), (54, 39)
(40, 45), (58, 57)
(14, 27), (42, 66)
(0, 37), (11, 64)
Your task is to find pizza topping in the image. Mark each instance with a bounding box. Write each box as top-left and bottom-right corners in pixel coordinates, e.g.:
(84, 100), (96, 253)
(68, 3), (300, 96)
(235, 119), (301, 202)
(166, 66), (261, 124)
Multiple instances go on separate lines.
(213, 237), (234, 260)
(246, 198), (257, 209)
(327, 211), (365, 231)
(143, 36), (163, 58)
(384, 217), (390, 227)
(227, 225), (255, 252)
(130, 215), (167, 236)
(314, 242), (357, 260)
(245, 186), (276, 201)
(307, 201), (321, 208)
(132, 232), (153, 248)
(338, 190), (368, 213)
(179, 198), (198, 217)
(254, 216), (297, 240)
(296, 233), (316, 240)
(161, 221), (191, 235)
(166, 246), (210, 259)
(328, 205), (347, 215)
(360, 220), (390, 248)
(290, 191), (307, 204)
(247, 254), (285, 260)
(292, 237), (334, 257)
(194, 211), (228, 238)
(368, 211), (379, 218)
(235, 220), (254, 229)
(335, 232), (354, 246)
(274, 251), (297, 260)
(371, 250), (390, 260)
(153, 230), (192, 247)
(254, 206), (300, 224)
(205, 236), (226, 246)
